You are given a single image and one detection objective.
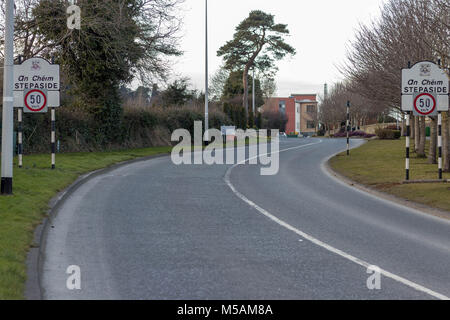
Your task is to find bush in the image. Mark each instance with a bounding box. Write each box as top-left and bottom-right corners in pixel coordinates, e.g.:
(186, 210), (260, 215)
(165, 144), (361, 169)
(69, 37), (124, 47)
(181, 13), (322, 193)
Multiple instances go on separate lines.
(332, 131), (375, 139)
(375, 128), (401, 140)
(6, 103), (231, 154)
(261, 110), (288, 132)
(385, 124), (400, 130)
(223, 102), (247, 129)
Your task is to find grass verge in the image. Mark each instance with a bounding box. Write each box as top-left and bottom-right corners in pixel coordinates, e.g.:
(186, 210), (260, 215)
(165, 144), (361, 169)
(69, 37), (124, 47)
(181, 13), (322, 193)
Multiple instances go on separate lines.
(0, 146), (172, 299)
(0, 137), (268, 299)
(329, 138), (450, 212)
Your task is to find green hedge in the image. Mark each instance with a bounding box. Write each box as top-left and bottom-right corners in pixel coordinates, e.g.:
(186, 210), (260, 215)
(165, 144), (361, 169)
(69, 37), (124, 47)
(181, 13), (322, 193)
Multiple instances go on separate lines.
(0, 105), (231, 154)
(375, 128), (401, 140)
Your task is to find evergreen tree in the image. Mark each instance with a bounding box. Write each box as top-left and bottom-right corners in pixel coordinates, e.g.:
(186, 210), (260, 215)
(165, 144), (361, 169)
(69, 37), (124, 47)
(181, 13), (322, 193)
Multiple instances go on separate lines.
(217, 10), (295, 123)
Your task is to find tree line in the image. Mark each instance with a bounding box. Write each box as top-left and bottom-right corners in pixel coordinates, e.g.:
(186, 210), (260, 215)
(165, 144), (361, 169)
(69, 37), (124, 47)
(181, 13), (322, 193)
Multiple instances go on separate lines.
(0, 0), (184, 145)
(0, 3), (295, 138)
(320, 0), (449, 170)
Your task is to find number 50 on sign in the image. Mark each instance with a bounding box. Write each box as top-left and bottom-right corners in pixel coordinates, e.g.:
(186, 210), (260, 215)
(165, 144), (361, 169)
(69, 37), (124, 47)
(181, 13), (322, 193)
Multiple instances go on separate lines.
(413, 93), (437, 116)
(24, 89), (48, 113)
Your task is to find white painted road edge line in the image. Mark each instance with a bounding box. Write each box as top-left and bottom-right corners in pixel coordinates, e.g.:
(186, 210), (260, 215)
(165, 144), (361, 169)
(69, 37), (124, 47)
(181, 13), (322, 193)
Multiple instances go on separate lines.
(224, 139), (449, 300)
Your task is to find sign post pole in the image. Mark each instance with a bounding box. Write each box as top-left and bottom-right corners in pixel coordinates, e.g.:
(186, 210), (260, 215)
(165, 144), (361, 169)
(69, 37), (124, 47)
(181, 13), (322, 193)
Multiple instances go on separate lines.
(346, 101), (350, 156)
(1, 0), (15, 195)
(51, 108), (56, 170)
(438, 111), (442, 180)
(17, 52), (24, 169)
(18, 108), (23, 168)
(405, 111), (411, 181)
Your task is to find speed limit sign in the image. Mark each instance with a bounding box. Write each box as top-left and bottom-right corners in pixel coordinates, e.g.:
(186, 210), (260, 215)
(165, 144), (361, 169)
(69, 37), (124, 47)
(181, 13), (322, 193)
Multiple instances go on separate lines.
(24, 89), (48, 113)
(413, 93), (437, 116)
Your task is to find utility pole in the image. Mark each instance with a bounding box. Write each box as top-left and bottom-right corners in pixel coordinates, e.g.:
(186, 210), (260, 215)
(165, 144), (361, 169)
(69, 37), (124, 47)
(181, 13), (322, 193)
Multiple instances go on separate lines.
(204, 0), (209, 145)
(1, 0), (15, 195)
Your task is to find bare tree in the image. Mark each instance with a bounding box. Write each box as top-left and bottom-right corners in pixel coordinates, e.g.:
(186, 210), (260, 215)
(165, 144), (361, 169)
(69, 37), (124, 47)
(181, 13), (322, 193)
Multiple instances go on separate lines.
(340, 0), (449, 163)
(319, 81), (386, 136)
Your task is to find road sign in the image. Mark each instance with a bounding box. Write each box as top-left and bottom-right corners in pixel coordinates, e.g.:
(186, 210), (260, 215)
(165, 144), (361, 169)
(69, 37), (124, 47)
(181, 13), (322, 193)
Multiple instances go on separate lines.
(13, 57), (60, 109)
(413, 93), (437, 116)
(402, 61), (449, 114)
(24, 89), (48, 113)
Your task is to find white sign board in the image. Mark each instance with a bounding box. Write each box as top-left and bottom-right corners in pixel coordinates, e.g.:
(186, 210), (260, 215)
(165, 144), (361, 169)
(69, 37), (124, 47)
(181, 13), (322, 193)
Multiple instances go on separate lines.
(402, 61), (449, 113)
(14, 57), (60, 108)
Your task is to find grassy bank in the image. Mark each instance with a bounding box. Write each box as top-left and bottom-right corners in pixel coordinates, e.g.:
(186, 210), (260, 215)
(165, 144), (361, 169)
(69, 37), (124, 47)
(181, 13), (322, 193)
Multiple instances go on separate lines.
(0, 146), (172, 299)
(0, 137), (268, 299)
(329, 139), (450, 212)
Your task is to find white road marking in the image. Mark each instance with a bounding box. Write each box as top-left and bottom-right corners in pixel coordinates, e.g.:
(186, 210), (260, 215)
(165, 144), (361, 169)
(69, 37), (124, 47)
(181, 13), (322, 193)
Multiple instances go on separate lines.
(224, 139), (449, 300)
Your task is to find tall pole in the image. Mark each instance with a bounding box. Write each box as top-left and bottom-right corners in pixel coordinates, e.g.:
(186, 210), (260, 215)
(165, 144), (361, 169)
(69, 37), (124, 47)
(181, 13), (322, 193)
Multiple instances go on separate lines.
(252, 67), (255, 126)
(204, 0), (209, 145)
(1, 0), (15, 195)
(346, 101), (350, 156)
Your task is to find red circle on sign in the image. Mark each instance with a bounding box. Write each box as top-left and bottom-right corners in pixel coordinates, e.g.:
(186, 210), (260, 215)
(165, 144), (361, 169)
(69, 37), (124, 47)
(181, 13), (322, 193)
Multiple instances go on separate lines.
(24, 89), (47, 112)
(413, 93), (436, 116)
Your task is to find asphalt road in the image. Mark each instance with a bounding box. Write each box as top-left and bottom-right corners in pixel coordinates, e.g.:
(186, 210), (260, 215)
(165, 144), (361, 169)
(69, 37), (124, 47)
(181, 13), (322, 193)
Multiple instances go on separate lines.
(40, 138), (450, 300)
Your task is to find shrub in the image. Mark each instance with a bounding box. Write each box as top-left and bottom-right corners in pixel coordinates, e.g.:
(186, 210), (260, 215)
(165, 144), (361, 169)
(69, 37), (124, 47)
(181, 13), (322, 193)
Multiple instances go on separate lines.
(332, 131), (375, 139)
(375, 128), (401, 140)
(6, 103), (231, 154)
(262, 110), (288, 132)
(385, 124), (400, 130)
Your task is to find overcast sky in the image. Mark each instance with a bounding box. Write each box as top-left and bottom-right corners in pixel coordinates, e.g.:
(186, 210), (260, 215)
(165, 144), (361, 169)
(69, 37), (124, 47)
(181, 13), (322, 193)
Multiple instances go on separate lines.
(170, 0), (387, 97)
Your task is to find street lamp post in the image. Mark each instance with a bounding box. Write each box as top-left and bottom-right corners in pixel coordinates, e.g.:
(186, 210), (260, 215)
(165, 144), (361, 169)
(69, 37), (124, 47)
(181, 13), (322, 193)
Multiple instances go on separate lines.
(252, 67), (255, 127)
(204, 0), (209, 145)
(1, 0), (15, 195)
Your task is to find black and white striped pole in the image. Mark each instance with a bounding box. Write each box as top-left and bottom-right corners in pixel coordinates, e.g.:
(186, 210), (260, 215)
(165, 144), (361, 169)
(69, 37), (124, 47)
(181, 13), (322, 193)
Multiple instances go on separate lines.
(346, 101), (350, 156)
(405, 111), (411, 181)
(18, 108), (23, 168)
(51, 108), (56, 169)
(438, 111), (442, 180)
(405, 62), (411, 181)
(18, 56), (23, 169)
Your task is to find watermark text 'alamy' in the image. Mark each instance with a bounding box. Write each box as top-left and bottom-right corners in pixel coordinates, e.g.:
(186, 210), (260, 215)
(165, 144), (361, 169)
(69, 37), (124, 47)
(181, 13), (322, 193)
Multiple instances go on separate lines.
(171, 122), (280, 176)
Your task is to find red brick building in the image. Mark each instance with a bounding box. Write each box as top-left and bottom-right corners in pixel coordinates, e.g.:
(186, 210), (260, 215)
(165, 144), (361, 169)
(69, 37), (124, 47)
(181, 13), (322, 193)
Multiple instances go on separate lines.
(264, 94), (318, 136)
